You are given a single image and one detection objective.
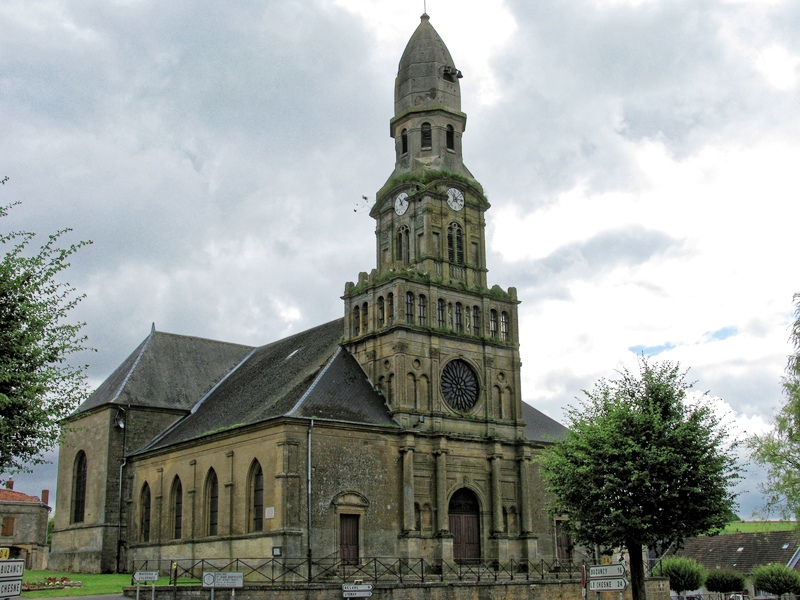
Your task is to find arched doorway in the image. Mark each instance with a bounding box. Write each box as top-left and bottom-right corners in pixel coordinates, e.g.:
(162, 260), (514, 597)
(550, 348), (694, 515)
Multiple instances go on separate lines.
(449, 488), (480, 563)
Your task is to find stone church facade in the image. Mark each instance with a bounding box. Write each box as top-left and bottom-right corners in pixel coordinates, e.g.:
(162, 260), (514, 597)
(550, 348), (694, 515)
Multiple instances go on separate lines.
(49, 14), (567, 574)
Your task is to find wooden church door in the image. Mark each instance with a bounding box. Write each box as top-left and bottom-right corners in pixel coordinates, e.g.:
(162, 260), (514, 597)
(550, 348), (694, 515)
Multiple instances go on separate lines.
(449, 489), (480, 563)
(340, 514), (359, 565)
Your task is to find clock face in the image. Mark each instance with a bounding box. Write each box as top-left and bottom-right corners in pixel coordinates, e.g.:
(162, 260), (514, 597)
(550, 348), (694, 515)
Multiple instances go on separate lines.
(394, 192), (409, 215)
(441, 359), (479, 412)
(446, 187), (465, 211)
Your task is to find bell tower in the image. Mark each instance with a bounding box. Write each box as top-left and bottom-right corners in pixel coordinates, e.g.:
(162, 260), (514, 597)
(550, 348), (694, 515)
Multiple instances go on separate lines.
(343, 14), (524, 442)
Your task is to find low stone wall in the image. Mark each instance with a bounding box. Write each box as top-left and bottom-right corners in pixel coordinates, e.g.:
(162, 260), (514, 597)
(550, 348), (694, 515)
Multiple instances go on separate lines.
(123, 578), (671, 600)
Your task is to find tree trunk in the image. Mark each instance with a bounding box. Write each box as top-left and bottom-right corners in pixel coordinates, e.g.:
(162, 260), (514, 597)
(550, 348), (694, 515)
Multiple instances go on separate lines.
(627, 540), (646, 600)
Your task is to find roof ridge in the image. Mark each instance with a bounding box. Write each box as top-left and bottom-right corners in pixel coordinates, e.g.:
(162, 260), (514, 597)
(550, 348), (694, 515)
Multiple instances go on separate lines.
(287, 347), (343, 417)
(110, 327), (157, 403)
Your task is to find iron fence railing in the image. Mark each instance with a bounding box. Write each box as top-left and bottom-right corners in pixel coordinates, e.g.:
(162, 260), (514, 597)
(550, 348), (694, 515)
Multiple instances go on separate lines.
(130, 557), (591, 586)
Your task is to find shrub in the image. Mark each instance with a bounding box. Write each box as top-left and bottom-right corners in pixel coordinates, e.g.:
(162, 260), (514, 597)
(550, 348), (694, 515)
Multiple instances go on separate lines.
(655, 557), (706, 595)
(705, 569), (746, 593)
(751, 564), (800, 598)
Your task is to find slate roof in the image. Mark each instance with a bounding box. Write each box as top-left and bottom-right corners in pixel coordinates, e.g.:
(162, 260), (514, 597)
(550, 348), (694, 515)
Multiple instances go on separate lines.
(76, 328), (255, 414)
(523, 402), (568, 443)
(138, 318), (397, 453)
(674, 531), (800, 574)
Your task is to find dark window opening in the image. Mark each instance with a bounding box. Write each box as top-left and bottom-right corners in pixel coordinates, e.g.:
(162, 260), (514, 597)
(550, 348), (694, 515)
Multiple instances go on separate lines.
(251, 461), (264, 533)
(401, 129), (408, 154)
(353, 305), (360, 336)
(387, 293), (394, 324)
(378, 297), (385, 328)
(71, 451), (87, 524)
(455, 302), (463, 332)
(448, 223), (464, 265)
(361, 302), (368, 334)
(397, 226), (410, 263)
(437, 299), (446, 328)
(472, 306), (481, 336)
(490, 310), (498, 338)
(207, 469), (219, 536)
(172, 477), (183, 539)
(140, 483), (151, 542)
(446, 125), (455, 151)
(501, 311), (510, 341)
(421, 122), (432, 149)
(406, 292), (415, 324)
(418, 294), (427, 326)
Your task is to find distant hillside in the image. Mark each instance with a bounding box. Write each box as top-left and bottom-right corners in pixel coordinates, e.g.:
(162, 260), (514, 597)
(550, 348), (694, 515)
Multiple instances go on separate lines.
(721, 521), (796, 534)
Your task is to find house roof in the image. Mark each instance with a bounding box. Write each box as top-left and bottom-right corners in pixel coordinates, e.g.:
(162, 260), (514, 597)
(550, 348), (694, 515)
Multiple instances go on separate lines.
(674, 530), (800, 574)
(76, 328), (255, 414)
(0, 489), (43, 503)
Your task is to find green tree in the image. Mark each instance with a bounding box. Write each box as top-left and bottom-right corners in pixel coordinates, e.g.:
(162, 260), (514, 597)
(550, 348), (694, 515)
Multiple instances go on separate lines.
(655, 557), (706, 597)
(0, 193), (92, 476)
(751, 563), (800, 598)
(705, 568), (746, 594)
(541, 359), (740, 600)
(748, 294), (800, 519)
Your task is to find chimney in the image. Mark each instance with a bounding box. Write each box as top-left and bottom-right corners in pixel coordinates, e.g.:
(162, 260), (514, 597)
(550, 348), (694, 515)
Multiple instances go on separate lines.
(41, 490), (49, 505)
(5, 478), (12, 490)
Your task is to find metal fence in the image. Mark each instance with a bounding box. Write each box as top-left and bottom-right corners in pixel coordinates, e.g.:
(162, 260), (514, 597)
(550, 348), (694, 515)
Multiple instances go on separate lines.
(130, 557), (589, 586)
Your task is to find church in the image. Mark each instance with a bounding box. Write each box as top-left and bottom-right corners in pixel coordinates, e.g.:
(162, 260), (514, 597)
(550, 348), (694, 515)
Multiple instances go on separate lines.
(49, 14), (568, 574)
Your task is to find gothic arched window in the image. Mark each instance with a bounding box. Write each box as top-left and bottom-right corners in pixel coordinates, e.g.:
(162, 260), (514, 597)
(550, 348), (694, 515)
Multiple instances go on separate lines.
(205, 468), (219, 536)
(140, 483), (151, 542)
(401, 129), (408, 154)
(378, 296), (385, 328)
(490, 309), (498, 338)
(437, 299), (446, 329)
(397, 226), (410, 263)
(447, 223), (464, 265)
(249, 460), (264, 533)
(500, 311), (510, 341)
(406, 292), (415, 324)
(421, 122), (432, 148)
(361, 302), (368, 334)
(71, 451), (87, 524)
(455, 302), (463, 332)
(353, 305), (360, 336)
(171, 476), (183, 539)
(446, 125), (455, 151)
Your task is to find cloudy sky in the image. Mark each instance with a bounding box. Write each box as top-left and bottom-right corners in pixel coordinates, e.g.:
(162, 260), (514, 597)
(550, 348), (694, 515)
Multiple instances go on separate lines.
(2, 0), (798, 519)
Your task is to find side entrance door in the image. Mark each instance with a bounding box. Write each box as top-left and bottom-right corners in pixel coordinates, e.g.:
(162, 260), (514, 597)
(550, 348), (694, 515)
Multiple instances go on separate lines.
(340, 514), (359, 565)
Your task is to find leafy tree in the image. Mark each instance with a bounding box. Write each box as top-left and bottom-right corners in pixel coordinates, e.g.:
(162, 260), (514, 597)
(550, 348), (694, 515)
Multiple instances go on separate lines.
(542, 359), (740, 600)
(705, 568), (746, 594)
(748, 294), (800, 519)
(751, 564), (800, 598)
(0, 193), (92, 476)
(654, 557), (706, 596)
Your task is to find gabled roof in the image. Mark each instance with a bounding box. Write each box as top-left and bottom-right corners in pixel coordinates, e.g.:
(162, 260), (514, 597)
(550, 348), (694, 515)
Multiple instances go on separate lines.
(0, 489), (43, 504)
(138, 318), (397, 453)
(674, 530), (800, 574)
(76, 328), (255, 414)
(523, 402), (568, 443)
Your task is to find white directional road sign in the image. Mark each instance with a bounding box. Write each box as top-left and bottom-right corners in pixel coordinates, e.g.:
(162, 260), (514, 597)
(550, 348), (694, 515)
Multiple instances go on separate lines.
(589, 565), (625, 578)
(342, 592), (372, 598)
(588, 577), (628, 592)
(342, 583), (373, 597)
(133, 571), (159, 582)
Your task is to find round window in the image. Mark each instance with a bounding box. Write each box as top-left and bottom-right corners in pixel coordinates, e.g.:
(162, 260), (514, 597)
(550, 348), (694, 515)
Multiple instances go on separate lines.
(441, 359), (479, 412)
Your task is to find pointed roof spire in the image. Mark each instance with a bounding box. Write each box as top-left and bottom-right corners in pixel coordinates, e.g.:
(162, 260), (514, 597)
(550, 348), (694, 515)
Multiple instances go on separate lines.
(394, 14), (462, 117)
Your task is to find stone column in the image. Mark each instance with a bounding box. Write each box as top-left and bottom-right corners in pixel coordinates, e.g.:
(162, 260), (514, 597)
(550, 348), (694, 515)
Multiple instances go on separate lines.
(490, 451), (504, 535)
(400, 438), (416, 532)
(434, 447), (449, 533)
(517, 450), (532, 535)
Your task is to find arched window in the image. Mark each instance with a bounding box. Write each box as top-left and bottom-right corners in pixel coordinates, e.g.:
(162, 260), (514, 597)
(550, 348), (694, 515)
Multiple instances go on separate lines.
(446, 125), (455, 151)
(437, 299), (446, 329)
(71, 451), (87, 524)
(378, 297), (385, 328)
(405, 292), (415, 324)
(421, 122), (432, 148)
(206, 469), (219, 536)
(472, 306), (481, 336)
(171, 476), (183, 539)
(490, 309), (498, 338)
(455, 302), (463, 332)
(401, 129), (408, 154)
(249, 460), (264, 533)
(140, 483), (151, 542)
(501, 311), (510, 341)
(397, 226), (410, 263)
(447, 223), (464, 265)
(387, 293), (394, 324)
(418, 294), (427, 326)
(353, 305), (360, 336)
(361, 302), (368, 334)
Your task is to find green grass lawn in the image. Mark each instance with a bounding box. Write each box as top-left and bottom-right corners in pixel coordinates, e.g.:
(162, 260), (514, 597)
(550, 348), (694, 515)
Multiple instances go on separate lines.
(21, 570), (170, 598)
(721, 520), (796, 534)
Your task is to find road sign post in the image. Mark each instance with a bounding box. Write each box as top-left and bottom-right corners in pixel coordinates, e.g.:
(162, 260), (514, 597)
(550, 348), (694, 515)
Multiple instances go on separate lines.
(0, 559), (24, 600)
(133, 570), (159, 600)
